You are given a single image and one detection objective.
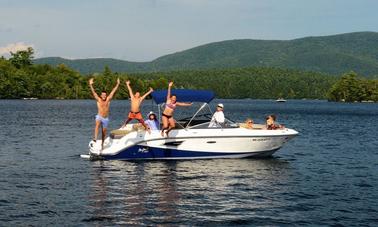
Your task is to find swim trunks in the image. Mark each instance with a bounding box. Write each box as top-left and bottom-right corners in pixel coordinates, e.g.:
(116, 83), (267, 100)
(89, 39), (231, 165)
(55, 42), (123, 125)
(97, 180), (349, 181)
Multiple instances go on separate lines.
(128, 111), (143, 120)
(95, 114), (109, 128)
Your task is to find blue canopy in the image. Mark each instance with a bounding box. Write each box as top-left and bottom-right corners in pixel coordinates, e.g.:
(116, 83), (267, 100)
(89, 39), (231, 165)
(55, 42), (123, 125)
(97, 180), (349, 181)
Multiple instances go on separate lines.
(151, 89), (215, 104)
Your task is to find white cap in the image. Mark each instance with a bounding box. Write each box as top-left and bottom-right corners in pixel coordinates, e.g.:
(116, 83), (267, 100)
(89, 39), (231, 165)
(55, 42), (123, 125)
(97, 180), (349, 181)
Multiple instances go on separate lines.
(217, 103), (224, 108)
(147, 111), (156, 117)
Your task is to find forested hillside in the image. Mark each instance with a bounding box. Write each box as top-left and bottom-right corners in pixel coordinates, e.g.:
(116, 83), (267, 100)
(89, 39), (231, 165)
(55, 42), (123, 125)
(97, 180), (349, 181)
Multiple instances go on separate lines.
(34, 32), (378, 76)
(1, 48), (339, 100)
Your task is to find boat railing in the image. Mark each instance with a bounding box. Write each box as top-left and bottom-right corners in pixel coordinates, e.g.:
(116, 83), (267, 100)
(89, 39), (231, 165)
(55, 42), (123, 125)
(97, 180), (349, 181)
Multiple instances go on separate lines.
(185, 103), (212, 128)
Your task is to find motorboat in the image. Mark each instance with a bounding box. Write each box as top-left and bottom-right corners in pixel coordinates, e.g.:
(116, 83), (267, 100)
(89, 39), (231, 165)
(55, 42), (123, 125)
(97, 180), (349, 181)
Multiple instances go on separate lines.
(83, 89), (298, 160)
(276, 98), (286, 102)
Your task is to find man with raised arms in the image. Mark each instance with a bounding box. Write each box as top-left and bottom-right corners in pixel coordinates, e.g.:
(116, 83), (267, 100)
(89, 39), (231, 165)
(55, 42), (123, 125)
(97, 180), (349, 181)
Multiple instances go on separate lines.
(122, 80), (153, 132)
(89, 77), (120, 150)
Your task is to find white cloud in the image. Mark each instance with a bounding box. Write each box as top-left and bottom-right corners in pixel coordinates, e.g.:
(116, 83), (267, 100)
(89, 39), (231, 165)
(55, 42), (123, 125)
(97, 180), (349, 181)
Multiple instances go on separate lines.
(0, 42), (35, 57)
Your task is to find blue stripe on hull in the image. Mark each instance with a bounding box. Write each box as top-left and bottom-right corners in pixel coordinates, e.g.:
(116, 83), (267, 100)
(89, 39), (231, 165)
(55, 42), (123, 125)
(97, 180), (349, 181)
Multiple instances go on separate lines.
(100, 145), (278, 160)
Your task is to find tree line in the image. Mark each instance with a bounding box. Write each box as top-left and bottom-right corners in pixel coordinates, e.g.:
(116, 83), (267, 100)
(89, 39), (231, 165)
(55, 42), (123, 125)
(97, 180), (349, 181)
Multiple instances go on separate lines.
(0, 48), (376, 101)
(327, 72), (378, 102)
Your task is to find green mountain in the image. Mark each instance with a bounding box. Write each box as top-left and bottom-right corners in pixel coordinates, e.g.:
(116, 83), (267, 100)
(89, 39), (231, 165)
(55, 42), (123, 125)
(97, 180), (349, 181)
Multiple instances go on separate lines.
(33, 57), (149, 73)
(34, 32), (378, 76)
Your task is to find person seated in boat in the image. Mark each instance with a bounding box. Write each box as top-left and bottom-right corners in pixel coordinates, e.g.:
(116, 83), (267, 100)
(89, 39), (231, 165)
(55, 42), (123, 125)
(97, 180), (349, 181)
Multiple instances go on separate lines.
(145, 111), (160, 131)
(161, 81), (193, 137)
(265, 114), (284, 130)
(243, 118), (254, 129)
(122, 80), (153, 132)
(89, 77), (120, 150)
(208, 103), (225, 127)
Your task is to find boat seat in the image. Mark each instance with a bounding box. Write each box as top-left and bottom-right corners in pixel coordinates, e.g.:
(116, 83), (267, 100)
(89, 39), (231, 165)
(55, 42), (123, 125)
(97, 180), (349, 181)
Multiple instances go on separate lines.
(239, 123), (264, 130)
(110, 129), (133, 139)
(110, 124), (145, 139)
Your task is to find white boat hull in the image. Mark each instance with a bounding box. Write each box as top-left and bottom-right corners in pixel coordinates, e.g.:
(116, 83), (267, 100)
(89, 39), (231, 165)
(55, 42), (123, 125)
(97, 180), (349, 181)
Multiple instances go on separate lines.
(87, 126), (298, 160)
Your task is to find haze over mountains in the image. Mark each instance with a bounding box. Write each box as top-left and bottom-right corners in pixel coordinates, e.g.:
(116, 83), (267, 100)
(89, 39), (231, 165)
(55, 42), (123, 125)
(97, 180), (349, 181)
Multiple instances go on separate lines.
(34, 32), (378, 76)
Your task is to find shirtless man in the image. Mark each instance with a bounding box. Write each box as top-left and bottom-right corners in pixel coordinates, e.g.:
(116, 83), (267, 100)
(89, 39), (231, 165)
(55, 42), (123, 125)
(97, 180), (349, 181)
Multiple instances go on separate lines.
(122, 80), (153, 132)
(89, 77), (120, 149)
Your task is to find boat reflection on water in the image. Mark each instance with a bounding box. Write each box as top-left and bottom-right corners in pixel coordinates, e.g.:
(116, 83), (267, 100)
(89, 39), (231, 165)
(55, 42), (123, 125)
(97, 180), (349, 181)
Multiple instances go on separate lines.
(87, 161), (181, 225)
(86, 158), (293, 225)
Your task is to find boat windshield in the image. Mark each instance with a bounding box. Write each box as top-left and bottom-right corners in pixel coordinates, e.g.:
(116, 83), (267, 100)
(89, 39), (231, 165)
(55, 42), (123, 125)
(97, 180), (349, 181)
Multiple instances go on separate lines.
(174, 103), (237, 129)
(151, 90), (236, 129)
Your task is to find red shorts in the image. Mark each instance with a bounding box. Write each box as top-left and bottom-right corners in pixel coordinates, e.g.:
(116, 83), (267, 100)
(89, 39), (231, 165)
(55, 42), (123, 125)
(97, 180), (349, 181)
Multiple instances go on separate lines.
(128, 111), (143, 120)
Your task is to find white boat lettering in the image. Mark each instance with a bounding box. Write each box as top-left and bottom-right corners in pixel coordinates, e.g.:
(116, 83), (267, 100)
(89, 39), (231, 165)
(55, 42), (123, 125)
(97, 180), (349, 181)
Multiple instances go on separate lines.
(252, 138), (271, 142)
(138, 147), (149, 153)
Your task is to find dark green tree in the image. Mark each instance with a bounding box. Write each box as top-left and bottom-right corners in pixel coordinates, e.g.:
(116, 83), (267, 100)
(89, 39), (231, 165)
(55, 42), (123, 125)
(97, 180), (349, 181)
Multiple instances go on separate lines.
(328, 72), (378, 102)
(103, 65), (112, 77)
(9, 47), (34, 69)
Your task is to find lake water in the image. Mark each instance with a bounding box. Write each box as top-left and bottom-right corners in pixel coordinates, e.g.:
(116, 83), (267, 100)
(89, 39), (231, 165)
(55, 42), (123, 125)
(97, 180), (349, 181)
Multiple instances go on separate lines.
(0, 99), (377, 226)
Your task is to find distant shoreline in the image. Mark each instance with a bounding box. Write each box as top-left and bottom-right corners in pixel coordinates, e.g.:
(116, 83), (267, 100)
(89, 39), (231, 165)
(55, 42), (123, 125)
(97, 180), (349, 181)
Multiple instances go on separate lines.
(1, 98), (375, 103)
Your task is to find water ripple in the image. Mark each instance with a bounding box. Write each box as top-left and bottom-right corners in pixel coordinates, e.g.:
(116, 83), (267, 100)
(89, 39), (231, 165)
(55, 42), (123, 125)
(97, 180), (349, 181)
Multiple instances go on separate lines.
(0, 100), (377, 226)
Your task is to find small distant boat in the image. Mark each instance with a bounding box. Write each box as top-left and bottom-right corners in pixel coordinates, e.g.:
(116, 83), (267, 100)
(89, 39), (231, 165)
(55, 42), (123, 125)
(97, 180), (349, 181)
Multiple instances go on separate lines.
(276, 98), (286, 103)
(22, 97), (38, 100)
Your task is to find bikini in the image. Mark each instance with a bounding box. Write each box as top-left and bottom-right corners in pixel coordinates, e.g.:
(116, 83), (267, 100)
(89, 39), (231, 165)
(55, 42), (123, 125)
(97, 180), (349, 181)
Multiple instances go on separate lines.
(165, 102), (176, 110)
(162, 102), (176, 119)
(162, 113), (173, 119)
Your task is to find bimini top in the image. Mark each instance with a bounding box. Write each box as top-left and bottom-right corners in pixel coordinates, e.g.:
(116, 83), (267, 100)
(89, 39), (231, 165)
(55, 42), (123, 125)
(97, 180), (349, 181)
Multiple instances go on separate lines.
(151, 89), (215, 104)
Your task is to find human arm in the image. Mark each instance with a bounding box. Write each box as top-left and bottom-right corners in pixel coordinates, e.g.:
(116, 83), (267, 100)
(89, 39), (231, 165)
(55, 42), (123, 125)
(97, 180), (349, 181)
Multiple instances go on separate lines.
(107, 78), (120, 100)
(125, 80), (134, 98)
(166, 81), (173, 102)
(88, 78), (100, 101)
(208, 113), (217, 127)
(141, 87), (154, 101)
(176, 102), (193, 107)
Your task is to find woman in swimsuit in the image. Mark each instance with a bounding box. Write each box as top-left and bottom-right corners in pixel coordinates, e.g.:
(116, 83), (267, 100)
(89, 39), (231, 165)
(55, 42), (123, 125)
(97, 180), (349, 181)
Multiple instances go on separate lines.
(161, 81), (192, 136)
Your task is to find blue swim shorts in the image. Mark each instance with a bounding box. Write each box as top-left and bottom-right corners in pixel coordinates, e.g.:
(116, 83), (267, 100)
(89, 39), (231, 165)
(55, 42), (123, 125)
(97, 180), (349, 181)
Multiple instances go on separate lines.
(95, 115), (109, 128)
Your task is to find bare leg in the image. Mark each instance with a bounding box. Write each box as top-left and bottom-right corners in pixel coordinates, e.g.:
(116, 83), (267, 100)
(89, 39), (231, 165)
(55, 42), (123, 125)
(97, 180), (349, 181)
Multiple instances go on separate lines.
(166, 127), (172, 136)
(161, 116), (169, 136)
(138, 119), (150, 133)
(101, 127), (107, 150)
(122, 118), (132, 127)
(94, 120), (101, 141)
(166, 118), (176, 137)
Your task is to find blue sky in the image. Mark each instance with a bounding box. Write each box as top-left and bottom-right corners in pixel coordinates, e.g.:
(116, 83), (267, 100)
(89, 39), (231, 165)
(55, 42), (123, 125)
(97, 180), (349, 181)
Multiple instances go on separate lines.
(1, 0), (377, 61)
